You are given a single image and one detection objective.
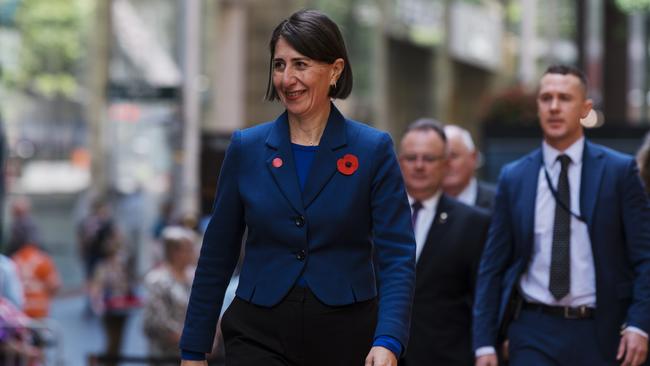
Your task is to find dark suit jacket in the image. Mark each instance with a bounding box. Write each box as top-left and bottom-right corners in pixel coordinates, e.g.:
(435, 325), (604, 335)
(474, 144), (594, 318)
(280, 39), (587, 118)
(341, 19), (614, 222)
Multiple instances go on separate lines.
(473, 140), (650, 362)
(181, 105), (416, 353)
(402, 194), (490, 366)
(475, 180), (496, 212)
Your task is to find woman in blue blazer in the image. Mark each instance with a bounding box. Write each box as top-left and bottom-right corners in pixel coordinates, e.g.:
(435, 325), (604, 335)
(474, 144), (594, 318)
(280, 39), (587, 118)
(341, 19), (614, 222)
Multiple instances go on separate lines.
(180, 9), (416, 366)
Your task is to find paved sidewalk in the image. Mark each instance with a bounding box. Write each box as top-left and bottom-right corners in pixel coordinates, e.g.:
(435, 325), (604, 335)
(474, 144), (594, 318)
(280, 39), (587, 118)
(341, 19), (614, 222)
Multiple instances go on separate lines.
(48, 293), (148, 366)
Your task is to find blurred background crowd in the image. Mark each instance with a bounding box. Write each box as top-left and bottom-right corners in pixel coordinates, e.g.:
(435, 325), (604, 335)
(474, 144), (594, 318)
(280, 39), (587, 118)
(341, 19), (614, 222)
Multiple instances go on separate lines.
(0, 0), (649, 365)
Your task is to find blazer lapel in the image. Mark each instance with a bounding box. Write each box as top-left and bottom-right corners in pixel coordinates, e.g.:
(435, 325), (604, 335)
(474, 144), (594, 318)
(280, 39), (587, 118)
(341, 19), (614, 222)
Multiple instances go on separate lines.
(266, 112), (304, 214)
(579, 140), (605, 228)
(519, 150), (542, 259)
(301, 104), (348, 208)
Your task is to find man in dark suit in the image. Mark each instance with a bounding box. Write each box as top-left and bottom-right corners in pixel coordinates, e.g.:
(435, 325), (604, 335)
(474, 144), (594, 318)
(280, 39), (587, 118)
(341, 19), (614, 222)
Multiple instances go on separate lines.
(397, 118), (490, 366)
(442, 125), (496, 211)
(473, 65), (650, 366)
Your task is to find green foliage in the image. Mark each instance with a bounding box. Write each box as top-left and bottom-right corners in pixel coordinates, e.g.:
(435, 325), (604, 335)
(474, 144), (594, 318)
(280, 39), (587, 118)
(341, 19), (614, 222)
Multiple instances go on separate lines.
(616, 0), (650, 13)
(5, 0), (89, 99)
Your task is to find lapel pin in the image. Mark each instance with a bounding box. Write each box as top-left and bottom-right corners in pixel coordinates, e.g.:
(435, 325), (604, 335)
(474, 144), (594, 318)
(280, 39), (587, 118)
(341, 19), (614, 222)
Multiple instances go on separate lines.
(337, 154), (359, 175)
(272, 157), (283, 168)
(439, 212), (448, 224)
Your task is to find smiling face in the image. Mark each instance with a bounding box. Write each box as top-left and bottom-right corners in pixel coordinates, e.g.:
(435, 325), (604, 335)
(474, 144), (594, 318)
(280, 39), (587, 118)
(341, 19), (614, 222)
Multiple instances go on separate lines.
(537, 73), (592, 151)
(271, 37), (343, 121)
(399, 129), (448, 201)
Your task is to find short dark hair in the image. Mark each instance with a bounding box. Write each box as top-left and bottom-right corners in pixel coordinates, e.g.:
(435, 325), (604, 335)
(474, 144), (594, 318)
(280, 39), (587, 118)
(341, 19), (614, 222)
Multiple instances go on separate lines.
(543, 64), (588, 90)
(404, 118), (447, 143)
(265, 9), (353, 101)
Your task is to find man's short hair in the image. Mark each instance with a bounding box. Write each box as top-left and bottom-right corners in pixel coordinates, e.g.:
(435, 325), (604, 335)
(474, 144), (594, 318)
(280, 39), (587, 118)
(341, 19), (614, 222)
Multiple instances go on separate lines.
(404, 118), (447, 143)
(544, 64), (588, 90)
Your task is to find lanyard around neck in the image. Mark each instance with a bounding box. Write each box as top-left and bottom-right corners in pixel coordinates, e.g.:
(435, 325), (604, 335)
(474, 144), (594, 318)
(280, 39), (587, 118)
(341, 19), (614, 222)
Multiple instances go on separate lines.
(542, 161), (586, 223)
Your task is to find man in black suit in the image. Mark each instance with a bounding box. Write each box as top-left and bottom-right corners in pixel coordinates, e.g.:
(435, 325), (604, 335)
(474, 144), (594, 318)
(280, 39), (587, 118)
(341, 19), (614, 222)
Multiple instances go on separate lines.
(397, 119), (490, 366)
(442, 125), (496, 212)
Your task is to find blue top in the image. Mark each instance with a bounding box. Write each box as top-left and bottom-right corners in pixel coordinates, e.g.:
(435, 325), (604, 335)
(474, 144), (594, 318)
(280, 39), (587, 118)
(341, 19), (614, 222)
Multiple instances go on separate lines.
(291, 143), (319, 190)
(182, 143), (402, 361)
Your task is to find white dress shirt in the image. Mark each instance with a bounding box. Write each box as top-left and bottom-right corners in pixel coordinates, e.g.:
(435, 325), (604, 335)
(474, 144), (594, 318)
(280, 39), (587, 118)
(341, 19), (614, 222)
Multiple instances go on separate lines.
(456, 178), (478, 207)
(408, 192), (441, 262)
(519, 137), (596, 307)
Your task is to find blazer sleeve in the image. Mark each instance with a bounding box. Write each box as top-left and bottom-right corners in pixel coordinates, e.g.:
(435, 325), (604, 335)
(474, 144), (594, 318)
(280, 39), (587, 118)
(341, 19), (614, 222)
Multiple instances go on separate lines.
(473, 166), (515, 350)
(180, 130), (246, 353)
(620, 159), (650, 333)
(370, 132), (417, 350)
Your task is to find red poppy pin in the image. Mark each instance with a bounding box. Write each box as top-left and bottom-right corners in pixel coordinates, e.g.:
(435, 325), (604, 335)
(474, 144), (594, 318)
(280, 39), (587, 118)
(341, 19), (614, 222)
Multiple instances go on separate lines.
(272, 157), (283, 168)
(337, 154), (359, 175)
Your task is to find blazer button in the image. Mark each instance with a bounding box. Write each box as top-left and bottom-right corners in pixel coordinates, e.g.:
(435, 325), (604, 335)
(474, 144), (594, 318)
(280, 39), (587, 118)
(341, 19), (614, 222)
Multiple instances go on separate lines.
(296, 250), (306, 261)
(294, 216), (305, 227)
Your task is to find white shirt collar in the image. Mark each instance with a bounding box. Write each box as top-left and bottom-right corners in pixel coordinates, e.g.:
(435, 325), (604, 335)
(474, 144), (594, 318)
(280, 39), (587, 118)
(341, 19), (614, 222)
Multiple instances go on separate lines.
(457, 178), (478, 206)
(408, 190), (442, 211)
(542, 136), (584, 169)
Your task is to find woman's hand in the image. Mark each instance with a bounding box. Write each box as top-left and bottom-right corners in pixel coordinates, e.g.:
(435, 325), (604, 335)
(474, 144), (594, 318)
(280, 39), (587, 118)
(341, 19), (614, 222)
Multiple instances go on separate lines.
(365, 346), (397, 366)
(180, 360), (207, 366)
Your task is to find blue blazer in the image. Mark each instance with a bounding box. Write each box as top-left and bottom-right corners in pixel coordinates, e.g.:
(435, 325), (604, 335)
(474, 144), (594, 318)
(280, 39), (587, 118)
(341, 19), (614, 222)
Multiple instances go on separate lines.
(180, 105), (416, 353)
(473, 140), (650, 360)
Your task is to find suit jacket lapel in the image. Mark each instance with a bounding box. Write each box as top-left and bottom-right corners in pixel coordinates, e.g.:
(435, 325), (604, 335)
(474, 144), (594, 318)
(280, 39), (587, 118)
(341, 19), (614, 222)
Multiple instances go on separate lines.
(265, 112), (304, 214)
(580, 140), (605, 228)
(519, 150), (542, 259)
(416, 195), (452, 277)
(301, 104), (347, 208)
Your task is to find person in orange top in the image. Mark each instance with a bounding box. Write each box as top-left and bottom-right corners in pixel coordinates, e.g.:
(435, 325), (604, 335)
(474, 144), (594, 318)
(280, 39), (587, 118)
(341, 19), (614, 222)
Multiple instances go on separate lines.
(11, 243), (61, 319)
(8, 198), (61, 319)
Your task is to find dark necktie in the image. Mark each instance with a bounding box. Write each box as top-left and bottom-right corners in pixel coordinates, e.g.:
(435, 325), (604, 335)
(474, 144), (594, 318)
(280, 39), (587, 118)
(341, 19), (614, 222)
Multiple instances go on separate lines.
(411, 201), (423, 230)
(549, 154), (571, 300)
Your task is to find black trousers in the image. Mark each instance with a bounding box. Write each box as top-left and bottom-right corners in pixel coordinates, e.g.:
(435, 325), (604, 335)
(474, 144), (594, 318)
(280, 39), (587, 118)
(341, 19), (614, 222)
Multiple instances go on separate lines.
(221, 286), (377, 366)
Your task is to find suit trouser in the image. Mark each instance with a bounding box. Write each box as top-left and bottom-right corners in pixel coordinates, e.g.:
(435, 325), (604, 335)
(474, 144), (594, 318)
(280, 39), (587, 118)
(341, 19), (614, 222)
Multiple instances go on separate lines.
(507, 308), (617, 366)
(221, 286), (377, 366)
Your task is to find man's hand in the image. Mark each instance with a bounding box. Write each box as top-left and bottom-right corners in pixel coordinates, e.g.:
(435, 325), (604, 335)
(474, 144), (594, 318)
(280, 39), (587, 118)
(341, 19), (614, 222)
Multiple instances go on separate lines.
(180, 361), (207, 366)
(365, 346), (397, 366)
(617, 331), (648, 366)
(475, 354), (498, 366)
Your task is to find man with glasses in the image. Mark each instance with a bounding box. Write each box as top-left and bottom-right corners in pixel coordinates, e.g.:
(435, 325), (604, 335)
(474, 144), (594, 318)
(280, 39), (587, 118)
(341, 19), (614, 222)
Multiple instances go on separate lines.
(398, 118), (490, 366)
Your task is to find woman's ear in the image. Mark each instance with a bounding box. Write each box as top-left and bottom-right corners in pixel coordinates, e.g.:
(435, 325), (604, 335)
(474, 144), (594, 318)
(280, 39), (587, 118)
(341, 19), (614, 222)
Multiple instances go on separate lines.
(331, 58), (344, 84)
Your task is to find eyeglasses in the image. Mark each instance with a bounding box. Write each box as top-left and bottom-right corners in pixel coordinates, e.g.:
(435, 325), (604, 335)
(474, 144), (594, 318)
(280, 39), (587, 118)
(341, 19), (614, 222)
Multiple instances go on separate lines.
(400, 154), (446, 164)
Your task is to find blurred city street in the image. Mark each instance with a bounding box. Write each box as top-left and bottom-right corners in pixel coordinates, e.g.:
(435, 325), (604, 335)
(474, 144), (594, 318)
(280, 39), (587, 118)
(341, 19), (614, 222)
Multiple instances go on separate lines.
(1, 0), (650, 365)
(26, 192), (149, 366)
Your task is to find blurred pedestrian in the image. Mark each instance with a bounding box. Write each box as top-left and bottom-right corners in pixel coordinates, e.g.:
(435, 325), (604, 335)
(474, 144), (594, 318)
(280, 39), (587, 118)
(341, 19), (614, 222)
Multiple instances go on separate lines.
(77, 199), (117, 282)
(397, 119), (490, 366)
(7, 197), (40, 256)
(442, 125), (496, 211)
(88, 231), (139, 366)
(473, 65), (650, 366)
(180, 9), (415, 366)
(8, 197), (60, 319)
(11, 241), (61, 320)
(637, 131), (650, 194)
(0, 295), (43, 365)
(0, 254), (24, 309)
(143, 226), (197, 360)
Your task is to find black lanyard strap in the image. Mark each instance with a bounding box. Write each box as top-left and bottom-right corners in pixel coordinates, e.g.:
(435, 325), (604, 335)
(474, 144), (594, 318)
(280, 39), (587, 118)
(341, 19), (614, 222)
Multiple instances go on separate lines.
(543, 163), (586, 222)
